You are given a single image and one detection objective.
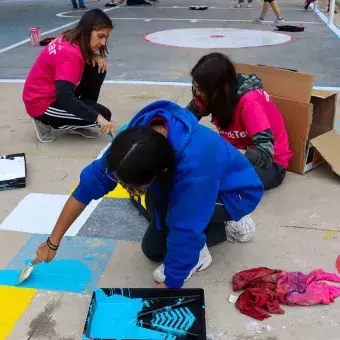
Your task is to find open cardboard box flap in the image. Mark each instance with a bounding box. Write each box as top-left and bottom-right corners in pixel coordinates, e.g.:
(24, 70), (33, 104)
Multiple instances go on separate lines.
(310, 130), (340, 176)
(312, 89), (338, 99)
(235, 63), (314, 103)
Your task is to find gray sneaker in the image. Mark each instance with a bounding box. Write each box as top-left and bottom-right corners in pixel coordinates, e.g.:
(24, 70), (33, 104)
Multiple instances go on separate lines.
(70, 128), (100, 139)
(274, 18), (285, 26)
(253, 17), (265, 24)
(31, 119), (56, 143)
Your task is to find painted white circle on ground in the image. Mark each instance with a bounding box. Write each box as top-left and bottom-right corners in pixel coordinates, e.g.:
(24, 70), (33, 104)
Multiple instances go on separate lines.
(144, 28), (292, 49)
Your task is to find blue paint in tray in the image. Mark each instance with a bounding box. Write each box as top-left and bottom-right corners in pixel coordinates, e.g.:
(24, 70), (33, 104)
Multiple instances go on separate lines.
(82, 288), (207, 340)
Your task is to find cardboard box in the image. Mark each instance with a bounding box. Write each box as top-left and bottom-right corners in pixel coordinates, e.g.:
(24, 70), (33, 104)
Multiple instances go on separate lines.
(235, 63), (339, 175)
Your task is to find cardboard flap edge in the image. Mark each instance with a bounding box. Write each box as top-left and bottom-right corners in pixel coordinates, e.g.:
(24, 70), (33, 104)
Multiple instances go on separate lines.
(311, 89), (338, 99)
(310, 131), (340, 175)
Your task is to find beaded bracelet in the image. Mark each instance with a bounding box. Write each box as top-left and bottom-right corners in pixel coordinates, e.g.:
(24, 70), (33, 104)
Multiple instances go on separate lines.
(47, 237), (59, 251)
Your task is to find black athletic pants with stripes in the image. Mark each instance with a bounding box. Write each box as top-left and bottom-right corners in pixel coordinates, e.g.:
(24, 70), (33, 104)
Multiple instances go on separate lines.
(141, 175), (231, 263)
(36, 64), (111, 130)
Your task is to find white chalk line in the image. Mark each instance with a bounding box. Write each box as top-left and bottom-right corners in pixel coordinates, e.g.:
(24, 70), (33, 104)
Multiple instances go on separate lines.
(0, 7), (118, 55)
(0, 78), (339, 91)
(85, 16), (320, 24)
(153, 6), (310, 11)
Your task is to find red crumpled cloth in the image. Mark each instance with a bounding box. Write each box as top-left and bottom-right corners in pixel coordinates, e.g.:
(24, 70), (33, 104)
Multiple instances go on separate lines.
(233, 267), (340, 320)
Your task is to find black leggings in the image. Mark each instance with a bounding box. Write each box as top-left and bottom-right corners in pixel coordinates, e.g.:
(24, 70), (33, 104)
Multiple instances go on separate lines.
(254, 163), (286, 191)
(141, 178), (231, 263)
(37, 64), (111, 130)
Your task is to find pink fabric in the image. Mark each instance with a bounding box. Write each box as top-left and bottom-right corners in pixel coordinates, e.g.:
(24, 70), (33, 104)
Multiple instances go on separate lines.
(233, 267), (340, 320)
(217, 89), (293, 169)
(277, 269), (340, 306)
(23, 36), (85, 117)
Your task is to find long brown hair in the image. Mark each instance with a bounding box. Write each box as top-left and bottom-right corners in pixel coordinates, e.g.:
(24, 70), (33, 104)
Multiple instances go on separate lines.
(62, 9), (113, 63)
(190, 53), (237, 131)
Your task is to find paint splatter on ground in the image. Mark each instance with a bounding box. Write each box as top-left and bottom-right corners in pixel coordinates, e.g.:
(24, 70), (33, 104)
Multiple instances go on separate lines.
(336, 255), (340, 273)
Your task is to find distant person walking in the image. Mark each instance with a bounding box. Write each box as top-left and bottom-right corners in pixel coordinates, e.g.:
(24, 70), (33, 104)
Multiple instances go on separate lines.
(233, 0), (253, 8)
(71, 0), (87, 10)
(253, 0), (284, 25)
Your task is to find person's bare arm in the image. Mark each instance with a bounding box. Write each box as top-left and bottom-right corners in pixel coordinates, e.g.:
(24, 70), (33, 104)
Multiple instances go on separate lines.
(34, 150), (117, 263)
(49, 196), (85, 245)
(34, 196), (86, 263)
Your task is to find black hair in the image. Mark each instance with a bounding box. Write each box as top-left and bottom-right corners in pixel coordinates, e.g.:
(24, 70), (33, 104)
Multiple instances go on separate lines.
(190, 53), (237, 131)
(62, 9), (113, 63)
(107, 126), (175, 186)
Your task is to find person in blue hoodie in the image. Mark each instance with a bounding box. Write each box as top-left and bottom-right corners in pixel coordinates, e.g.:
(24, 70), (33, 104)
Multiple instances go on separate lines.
(33, 100), (264, 289)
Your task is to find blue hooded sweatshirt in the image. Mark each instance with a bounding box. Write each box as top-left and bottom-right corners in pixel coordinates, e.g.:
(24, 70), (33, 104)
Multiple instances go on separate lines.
(72, 100), (264, 288)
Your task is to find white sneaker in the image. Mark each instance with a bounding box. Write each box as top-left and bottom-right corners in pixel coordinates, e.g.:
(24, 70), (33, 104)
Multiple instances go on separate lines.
(247, 3), (252, 7)
(273, 18), (285, 26)
(225, 215), (256, 243)
(253, 17), (265, 24)
(152, 243), (212, 283)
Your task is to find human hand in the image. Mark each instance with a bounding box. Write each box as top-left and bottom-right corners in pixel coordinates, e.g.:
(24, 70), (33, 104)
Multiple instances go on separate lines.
(96, 114), (115, 136)
(34, 241), (57, 264)
(156, 282), (168, 289)
(118, 0), (125, 3)
(92, 55), (107, 73)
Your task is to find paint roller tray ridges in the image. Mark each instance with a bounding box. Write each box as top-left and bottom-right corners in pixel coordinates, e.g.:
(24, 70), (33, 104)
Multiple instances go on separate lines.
(83, 288), (207, 340)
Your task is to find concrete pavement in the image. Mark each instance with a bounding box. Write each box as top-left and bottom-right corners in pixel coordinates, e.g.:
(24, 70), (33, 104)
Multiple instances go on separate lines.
(0, 0), (340, 339)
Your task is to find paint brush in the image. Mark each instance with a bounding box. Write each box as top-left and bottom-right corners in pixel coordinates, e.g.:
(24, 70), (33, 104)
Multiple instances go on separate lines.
(18, 259), (39, 284)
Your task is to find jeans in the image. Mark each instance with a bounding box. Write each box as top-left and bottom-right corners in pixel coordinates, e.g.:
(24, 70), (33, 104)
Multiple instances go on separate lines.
(71, 0), (84, 7)
(141, 175), (231, 263)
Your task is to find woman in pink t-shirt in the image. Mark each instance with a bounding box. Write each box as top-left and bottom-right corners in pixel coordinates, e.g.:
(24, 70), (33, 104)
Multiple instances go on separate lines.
(186, 53), (293, 190)
(23, 9), (114, 142)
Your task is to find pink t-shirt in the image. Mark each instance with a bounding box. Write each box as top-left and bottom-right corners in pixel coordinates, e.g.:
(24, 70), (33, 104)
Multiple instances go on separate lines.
(23, 37), (86, 117)
(217, 89), (293, 169)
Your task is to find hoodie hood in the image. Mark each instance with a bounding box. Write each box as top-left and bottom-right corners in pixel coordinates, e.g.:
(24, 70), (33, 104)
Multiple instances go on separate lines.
(236, 73), (263, 100)
(128, 100), (199, 155)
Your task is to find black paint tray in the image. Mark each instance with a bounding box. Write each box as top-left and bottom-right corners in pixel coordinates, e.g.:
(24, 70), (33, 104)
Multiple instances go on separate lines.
(82, 288), (206, 340)
(0, 153), (26, 191)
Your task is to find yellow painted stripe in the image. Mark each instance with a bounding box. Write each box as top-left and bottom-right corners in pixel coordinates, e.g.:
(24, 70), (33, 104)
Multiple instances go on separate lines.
(0, 286), (36, 339)
(69, 184), (146, 208)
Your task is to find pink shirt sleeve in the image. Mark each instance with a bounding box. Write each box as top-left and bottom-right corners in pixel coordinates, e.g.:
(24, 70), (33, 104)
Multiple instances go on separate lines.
(55, 48), (84, 85)
(241, 101), (271, 137)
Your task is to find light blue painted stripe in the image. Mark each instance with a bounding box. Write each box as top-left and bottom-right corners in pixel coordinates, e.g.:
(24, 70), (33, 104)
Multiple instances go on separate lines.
(3, 234), (117, 294)
(314, 6), (340, 38)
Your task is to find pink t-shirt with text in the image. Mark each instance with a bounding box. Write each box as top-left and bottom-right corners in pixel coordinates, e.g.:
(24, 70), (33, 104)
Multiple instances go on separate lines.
(23, 37), (85, 117)
(218, 89), (293, 169)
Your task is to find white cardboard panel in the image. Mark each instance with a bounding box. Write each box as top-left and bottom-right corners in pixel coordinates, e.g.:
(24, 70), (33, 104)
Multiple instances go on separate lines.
(0, 193), (102, 236)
